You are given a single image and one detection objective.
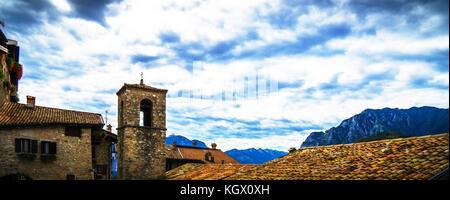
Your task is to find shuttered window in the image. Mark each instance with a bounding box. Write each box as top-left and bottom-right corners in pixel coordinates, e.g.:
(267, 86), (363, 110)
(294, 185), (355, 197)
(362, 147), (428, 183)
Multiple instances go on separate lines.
(31, 140), (38, 153)
(95, 165), (107, 175)
(14, 138), (38, 153)
(41, 141), (57, 155)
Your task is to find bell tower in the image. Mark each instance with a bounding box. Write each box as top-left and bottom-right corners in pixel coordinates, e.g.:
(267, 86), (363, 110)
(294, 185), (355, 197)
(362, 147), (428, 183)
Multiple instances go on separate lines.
(116, 78), (167, 180)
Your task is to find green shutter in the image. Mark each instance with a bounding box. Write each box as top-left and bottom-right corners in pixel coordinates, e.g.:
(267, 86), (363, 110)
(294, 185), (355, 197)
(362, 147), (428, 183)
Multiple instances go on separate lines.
(51, 142), (57, 154)
(31, 140), (38, 153)
(41, 141), (46, 154)
(15, 139), (21, 152)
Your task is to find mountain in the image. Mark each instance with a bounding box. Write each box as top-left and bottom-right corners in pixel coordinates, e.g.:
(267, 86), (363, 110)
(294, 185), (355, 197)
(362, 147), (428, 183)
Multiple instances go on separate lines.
(355, 131), (408, 143)
(301, 106), (449, 147)
(225, 148), (288, 164)
(165, 135), (209, 148)
(166, 135), (286, 164)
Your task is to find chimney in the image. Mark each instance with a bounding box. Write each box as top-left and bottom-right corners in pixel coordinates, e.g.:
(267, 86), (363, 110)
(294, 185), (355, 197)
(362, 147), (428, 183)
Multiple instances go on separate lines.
(192, 141), (197, 147)
(107, 124), (112, 132)
(26, 96), (35, 108)
(288, 147), (297, 153)
(170, 141), (177, 150)
(211, 143), (217, 150)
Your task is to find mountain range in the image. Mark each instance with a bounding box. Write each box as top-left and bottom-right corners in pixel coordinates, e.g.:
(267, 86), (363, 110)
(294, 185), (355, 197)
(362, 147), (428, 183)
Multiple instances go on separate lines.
(301, 106), (449, 147)
(224, 148), (287, 164)
(166, 135), (208, 148)
(165, 135), (287, 164)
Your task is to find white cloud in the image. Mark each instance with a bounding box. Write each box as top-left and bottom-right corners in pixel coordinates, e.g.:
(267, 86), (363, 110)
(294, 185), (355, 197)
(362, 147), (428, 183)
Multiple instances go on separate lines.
(49, 0), (71, 13)
(7, 0), (449, 152)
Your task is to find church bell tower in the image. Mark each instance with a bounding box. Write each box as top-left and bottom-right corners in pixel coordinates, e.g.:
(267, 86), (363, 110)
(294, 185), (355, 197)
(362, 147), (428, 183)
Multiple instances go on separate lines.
(116, 78), (167, 180)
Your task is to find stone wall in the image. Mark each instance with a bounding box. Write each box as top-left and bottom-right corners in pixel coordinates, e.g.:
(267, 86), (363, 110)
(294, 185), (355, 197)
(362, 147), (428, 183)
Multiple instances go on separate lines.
(0, 126), (93, 180)
(93, 135), (112, 180)
(116, 83), (167, 180)
(117, 126), (166, 180)
(0, 83), (9, 106)
(117, 86), (166, 128)
(0, 57), (10, 106)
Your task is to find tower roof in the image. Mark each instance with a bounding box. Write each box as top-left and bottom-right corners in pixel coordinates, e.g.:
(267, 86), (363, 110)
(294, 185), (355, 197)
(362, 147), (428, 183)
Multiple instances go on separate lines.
(116, 83), (168, 95)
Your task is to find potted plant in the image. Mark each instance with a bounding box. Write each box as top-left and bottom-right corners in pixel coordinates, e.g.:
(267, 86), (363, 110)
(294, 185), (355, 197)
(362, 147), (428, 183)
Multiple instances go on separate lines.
(5, 57), (13, 71)
(11, 62), (22, 80)
(11, 84), (16, 92)
(40, 154), (56, 162)
(5, 56), (23, 80)
(18, 152), (36, 161)
(10, 95), (19, 103)
(2, 76), (9, 88)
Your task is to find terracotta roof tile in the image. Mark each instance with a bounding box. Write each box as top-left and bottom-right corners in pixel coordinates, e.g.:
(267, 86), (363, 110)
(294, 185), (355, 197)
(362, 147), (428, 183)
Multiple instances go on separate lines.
(165, 145), (241, 164)
(165, 145), (183, 159)
(167, 133), (449, 180)
(0, 102), (104, 128)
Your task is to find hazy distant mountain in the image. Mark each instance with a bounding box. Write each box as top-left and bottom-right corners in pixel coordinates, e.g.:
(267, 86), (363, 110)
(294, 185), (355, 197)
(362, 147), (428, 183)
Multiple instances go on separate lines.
(225, 148), (288, 164)
(166, 135), (209, 148)
(301, 106), (449, 147)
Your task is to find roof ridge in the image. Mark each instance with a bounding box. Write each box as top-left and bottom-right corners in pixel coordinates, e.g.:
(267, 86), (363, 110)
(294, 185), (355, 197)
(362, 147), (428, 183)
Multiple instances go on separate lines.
(0, 102), (104, 127)
(6, 102), (102, 116)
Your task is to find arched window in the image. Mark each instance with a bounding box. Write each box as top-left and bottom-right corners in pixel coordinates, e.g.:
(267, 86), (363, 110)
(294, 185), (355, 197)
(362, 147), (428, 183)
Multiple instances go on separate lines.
(205, 152), (214, 162)
(140, 99), (153, 127)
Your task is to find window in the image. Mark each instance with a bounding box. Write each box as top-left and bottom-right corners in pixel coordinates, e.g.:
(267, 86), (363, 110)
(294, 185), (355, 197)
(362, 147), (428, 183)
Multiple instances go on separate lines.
(41, 141), (56, 155)
(95, 165), (107, 175)
(92, 146), (96, 159)
(140, 99), (153, 127)
(15, 138), (37, 153)
(65, 126), (82, 137)
(66, 174), (76, 180)
(205, 152), (214, 162)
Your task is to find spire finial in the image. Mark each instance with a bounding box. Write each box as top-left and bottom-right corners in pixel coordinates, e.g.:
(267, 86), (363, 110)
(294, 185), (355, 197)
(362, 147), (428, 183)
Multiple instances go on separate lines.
(140, 72), (144, 85)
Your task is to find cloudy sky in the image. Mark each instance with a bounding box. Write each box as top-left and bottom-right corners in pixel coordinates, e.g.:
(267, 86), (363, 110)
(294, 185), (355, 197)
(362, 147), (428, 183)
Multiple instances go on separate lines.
(1, 0), (448, 151)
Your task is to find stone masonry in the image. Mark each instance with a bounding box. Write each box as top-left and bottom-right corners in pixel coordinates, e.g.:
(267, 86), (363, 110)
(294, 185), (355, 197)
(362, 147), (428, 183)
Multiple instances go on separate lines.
(0, 126), (93, 180)
(116, 81), (167, 180)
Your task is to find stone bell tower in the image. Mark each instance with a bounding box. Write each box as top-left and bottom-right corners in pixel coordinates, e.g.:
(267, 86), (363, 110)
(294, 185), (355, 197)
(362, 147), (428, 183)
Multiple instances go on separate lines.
(116, 78), (167, 180)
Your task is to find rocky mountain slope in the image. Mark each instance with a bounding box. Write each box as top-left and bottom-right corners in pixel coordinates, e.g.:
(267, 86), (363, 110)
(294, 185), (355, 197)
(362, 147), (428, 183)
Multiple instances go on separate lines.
(165, 135), (208, 148)
(301, 106), (449, 147)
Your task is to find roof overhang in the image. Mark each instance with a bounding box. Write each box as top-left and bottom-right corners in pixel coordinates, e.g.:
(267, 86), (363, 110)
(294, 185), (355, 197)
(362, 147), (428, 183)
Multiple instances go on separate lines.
(116, 83), (168, 96)
(0, 45), (7, 53)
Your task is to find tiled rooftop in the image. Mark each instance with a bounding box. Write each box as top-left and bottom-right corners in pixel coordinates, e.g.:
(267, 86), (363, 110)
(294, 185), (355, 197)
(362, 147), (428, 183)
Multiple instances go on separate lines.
(0, 102), (104, 128)
(167, 133), (449, 180)
(165, 145), (241, 165)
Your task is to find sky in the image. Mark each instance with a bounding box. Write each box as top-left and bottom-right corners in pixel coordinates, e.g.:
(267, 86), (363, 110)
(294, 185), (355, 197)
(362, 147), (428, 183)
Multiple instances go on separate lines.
(1, 0), (448, 151)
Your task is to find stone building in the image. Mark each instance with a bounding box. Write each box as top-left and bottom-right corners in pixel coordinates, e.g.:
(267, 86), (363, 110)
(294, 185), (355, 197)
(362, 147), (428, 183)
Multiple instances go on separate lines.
(0, 26), (20, 106)
(165, 142), (241, 171)
(0, 97), (116, 180)
(0, 28), (116, 180)
(116, 80), (168, 180)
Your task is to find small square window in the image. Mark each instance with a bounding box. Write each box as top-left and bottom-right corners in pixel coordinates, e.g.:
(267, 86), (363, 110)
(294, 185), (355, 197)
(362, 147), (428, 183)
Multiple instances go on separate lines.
(65, 127), (82, 137)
